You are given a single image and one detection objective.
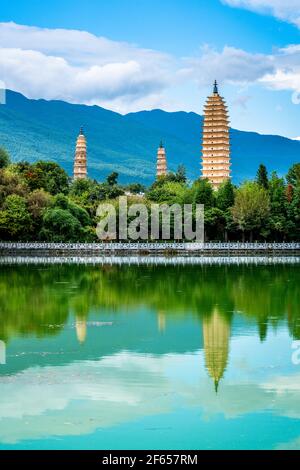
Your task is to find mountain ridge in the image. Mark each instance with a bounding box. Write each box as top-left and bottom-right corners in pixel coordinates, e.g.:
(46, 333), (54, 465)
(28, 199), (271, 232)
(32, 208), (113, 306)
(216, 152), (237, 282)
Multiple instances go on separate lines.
(0, 89), (298, 184)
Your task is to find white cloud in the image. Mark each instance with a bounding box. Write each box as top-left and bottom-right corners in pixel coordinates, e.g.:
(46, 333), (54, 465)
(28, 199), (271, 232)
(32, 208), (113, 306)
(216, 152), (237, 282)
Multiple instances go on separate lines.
(1, 344), (300, 445)
(186, 43), (300, 106)
(183, 45), (274, 86)
(0, 22), (174, 112)
(222, 0), (300, 27)
(0, 22), (168, 66)
(0, 351), (202, 443)
(259, 45), (300, 99)
(0, 22), (281, 114)
(1, 22), (300, 113)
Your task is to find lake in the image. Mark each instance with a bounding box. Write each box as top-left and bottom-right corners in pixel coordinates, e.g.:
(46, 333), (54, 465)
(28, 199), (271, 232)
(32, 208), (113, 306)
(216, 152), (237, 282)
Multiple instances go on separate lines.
(0, 259), (300, 450)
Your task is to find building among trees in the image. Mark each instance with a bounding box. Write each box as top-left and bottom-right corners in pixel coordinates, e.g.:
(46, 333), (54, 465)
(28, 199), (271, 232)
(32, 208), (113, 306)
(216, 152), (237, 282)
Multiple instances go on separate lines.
(202, 81), (231, 190)
(74, 127), (87, 180)
(156, 141), (167, 178)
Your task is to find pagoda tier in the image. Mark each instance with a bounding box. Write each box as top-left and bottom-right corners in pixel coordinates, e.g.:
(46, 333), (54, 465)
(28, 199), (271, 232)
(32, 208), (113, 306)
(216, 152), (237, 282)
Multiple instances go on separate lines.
(203, 168), (231, 174)
(202, 154), (231, 160)
(203, 130), (231, 135)
(156, 142), (167, 178)
(202, 144), (230, 149)
(202, 156), (231, 161)
(201, 81), (231, 190)
(203, 121), (230, 126)
(202, 140), (230, 144)
(74, 128), (87, 180)
(204, 104), (228, 110)
(203, 119), (229, 124)
(203, 113), (229, 118)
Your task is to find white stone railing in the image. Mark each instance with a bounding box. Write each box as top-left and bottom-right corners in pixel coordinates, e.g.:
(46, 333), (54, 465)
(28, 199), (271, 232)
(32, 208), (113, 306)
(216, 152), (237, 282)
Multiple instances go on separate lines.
(0, 256), (299, 266)
(0, 242), (300, 251)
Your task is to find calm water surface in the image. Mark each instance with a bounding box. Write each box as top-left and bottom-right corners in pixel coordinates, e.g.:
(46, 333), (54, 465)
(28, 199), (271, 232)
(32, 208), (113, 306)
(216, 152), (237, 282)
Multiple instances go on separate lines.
(0, 261), (300, 450)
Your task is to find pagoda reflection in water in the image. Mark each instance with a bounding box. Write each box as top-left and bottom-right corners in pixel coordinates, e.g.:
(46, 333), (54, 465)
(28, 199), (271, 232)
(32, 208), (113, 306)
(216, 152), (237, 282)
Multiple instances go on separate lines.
(202, 307), (230, 392)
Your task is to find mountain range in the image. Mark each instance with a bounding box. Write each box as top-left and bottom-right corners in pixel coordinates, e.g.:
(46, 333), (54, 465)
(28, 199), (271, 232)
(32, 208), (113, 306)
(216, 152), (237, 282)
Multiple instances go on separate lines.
(0, 89), (299, 185)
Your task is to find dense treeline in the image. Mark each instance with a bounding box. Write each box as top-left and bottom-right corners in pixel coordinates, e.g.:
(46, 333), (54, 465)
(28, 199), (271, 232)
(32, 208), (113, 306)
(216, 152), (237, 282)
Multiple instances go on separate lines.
(1, 263), (300, 342)
(0, 147), (299, 241)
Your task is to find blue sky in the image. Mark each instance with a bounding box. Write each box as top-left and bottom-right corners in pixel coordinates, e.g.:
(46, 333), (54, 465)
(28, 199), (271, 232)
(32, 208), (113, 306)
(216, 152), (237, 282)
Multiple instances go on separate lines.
(1, 0), (300, 138)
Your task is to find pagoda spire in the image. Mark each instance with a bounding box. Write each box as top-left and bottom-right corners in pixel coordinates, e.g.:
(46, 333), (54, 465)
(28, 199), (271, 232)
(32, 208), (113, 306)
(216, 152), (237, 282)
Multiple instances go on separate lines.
(74, 127), (87, 180)
(156, 141), (167, 178)
(213, 80), (219, 94)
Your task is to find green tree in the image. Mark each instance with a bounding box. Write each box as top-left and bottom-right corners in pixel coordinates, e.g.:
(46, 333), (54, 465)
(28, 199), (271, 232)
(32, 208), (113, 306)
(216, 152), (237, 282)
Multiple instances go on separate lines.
(285, 185), (300, 240)
(256, 164), (269, 189)
(69, 178), (108, 216)
(54, 193), (69, 210)
(231, 182), (270, 241)
(216, 180), (235, 211)
(223, 209), (237, 242)
(20, 161), (69, 195)
(174, 165), (187, 184)
(39, 208), (83, 242)
(68, 201), (91, 227)
(192, 179), (215, 208)
(147, 181), (187, 204)
(204, 208), (226, 241)
(105, 184), (124, 200)
(287, 163), (300, 188)
(126, 183), (145, 194)
(26, 190), (52, 239)
(69, 178), (92, 196)
(0, 169), (28, 205)
(54, 194), (91, 226)
(0, 148), (10, 169)
(0, 194), (32, 240)
(269, 172), (286, 215)
(107, 172), (119, 186)
(266, 172), (287, 240)
(27, 189), (51, 219)
(12, 161), (31, 174)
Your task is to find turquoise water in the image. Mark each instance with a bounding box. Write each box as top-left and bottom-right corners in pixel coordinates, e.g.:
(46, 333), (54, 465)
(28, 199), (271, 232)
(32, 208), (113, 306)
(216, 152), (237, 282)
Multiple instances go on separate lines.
(0, 261), (300, 450)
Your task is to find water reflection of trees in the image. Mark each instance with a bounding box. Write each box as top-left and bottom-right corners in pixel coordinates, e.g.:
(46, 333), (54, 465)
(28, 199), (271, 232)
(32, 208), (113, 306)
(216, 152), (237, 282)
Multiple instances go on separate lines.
(0, 263), (299, 342)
